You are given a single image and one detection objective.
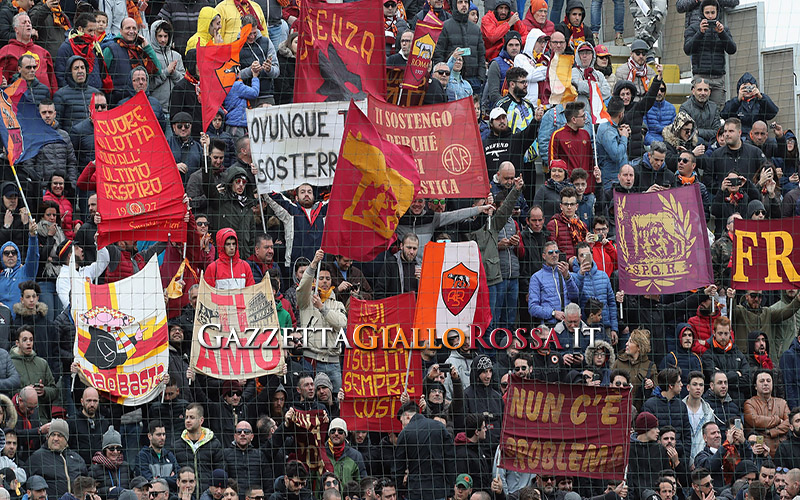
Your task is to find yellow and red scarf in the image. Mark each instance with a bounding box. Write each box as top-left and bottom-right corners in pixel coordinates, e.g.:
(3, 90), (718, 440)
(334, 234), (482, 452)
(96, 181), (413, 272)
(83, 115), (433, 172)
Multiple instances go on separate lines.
(626, 57), (649, 92)
(51, 3), (71, 30)
(234, 0), (264, 30)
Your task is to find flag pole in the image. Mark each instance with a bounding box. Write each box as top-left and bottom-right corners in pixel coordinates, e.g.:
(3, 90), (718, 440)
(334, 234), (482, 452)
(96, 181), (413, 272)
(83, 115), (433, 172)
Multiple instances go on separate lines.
(258, 195), (268, 234)
(402, 348), (413, 394)
(397, 88), (404, 106)
(203, 141), (209, 174)
(10, 165), (32, 218)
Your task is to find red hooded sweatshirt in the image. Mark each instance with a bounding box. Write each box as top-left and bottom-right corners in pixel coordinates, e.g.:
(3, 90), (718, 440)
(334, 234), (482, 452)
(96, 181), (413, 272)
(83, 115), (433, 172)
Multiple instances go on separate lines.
(204, 228), (255, 289)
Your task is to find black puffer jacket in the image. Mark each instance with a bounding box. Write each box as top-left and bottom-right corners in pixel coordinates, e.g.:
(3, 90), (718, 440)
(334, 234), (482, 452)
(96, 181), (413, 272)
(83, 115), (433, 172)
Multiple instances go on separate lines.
(720, 73), (780, 134)
(701, 341), (750, 406)
(683, 17), (737, 77)
(53, 56), (100, 133)
(463, 355), (504, 446)
(434, 7), (486, 81)
(27, 446), (88, 499)
(615, 78), (663, 159)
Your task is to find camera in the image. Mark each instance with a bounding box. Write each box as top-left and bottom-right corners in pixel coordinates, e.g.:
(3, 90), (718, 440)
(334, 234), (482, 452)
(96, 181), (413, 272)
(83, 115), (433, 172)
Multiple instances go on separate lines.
(729, 177), (743, 187)
(439, 363), (452, 372)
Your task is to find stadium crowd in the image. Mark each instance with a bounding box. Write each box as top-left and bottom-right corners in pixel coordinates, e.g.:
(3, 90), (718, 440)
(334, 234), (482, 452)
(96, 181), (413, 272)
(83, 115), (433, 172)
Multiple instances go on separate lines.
(0, 1), (798, 500)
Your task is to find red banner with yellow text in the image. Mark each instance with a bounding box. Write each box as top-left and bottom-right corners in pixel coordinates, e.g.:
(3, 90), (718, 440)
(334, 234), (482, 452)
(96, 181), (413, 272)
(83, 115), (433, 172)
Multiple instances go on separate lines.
(731, 217), (800, 290)
(401, 11), (444, 90)
(95, 92), (187, 249)
(295, 0), (385, 103)
(341, 294), (421, 433)
(368, 96), (489, 198)
(500, 377), (632, 479)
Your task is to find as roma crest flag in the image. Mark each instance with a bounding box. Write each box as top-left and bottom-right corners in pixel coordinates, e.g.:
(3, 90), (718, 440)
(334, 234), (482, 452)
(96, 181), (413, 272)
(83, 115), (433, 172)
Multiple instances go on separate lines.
(197, 24), (252, 131)
(401, 11), (444, 90)
(322, 100), (419, 261)
(614, 185), (712, 294)
(71, 255), (169, 405)
(94, 91), (187, 249)
(295, 0), (385, 103)
(414, 241), (491, 336)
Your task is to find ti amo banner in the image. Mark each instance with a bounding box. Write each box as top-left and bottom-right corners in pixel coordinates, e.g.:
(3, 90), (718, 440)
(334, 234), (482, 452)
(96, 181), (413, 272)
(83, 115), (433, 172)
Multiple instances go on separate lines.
(614, 185), (712, 294)
(189, 276), (284, 379)
(731, 217), (800, 290)
(71, 255), (169, 405)
(368, 96), (490, 198)
(500, 377), (632, 479)
(322, 100), (419, 262)
(340, 294), (422, 433)
(295, 0), (385, 103)
(248, 101), (360, 193)
(94, 92), (187, 249)
(401, 11), (444, 90)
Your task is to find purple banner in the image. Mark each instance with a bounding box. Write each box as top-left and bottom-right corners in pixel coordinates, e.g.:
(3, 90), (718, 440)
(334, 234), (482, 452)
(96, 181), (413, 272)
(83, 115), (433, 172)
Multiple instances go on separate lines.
(613, 185), (712, 294)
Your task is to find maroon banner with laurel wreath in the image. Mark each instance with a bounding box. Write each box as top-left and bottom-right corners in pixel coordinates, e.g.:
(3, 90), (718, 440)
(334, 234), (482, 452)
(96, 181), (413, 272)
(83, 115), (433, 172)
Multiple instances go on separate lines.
(613, 185), (712, 294)
(367, 96), (489, 198)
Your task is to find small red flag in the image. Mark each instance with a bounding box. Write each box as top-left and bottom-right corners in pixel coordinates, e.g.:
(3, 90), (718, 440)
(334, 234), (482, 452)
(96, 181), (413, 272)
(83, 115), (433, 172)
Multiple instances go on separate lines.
(321, 100), (419, 261)
(197, 24), (252, 132)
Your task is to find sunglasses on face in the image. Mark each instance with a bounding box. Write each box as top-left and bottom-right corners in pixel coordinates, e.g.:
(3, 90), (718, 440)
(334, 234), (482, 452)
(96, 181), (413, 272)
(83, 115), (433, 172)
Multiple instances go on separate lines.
(106, 446), (122, 452)
(753, 210), (766, 216)
(3, 250), (17, 256)
(227, 391), (242, 397)
(235, 428), (252, 434)
(749, 293), (763, 298)
(330, 428), (346, 435)
(546, 250), (560, 255)
(429, 199), (446, 205)
(175, 123), (191, 130)
(513, 366), (527, 372)
(325, 480), (340, 486)
(436, 70), (451, 76)
(95, 103), (108, 110)
(196, 221), (208, 226)
(633, 50), (647, 56)
(678, 157), (692, 164)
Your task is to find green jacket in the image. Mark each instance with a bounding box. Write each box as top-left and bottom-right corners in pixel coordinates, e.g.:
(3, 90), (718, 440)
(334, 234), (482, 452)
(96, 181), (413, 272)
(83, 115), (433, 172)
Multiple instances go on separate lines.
(467, 186), (520, 286)
(733, 293), (800, 356)
(325, 443), (366, 485)
(10, 347), (58, 421)
(769, 291), (800, 363)
(204, 164), (257, 259)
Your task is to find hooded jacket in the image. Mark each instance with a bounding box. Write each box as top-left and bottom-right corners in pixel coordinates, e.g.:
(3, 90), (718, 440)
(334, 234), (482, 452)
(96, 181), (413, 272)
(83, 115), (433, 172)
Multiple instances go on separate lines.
(434, 6), (486, 82)
(683, 14), (736, 77)
(205, 166), (258, 259)
(512, 28), (549, 105)
(268, 479), (314, 500)
(481, 0), (529, 61)
(556, 0), (586, 48)
(186, 6), (218, 53)
(584, 340), (615, 385)
(0, 38), (58, 93)
(641, 385), (693, 463)
(156, 0), (213, 55)
(720, 73), (779, 134)
(10, 346), (58, 412)
(174, 427), (224, 490)
(239, 31), (280, 101)
(688, 304), (721, 355)
(53, 56), (100, 133)
(660, 323), (703, 390)
(0, 237), (39, 310)
(223, 77), (260, 127)
(464, 355), (503, 445)
(572, 260), (618, 332)
(571, 41), (611, 114)
(149, 20), (186, 111)
(662, 111), (705, 171)
(679, 94), (723, 143)
(215, 0), (268, 44)
(204, 228), (255, 289)
(296, 261), (347, 363)
(12, 302), (57, 374)
(615, 78), (664, 159)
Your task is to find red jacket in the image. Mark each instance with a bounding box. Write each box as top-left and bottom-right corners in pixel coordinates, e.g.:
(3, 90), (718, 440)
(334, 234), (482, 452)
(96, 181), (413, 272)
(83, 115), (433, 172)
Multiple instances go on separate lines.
(42, 190), (77, 239)
(77, 161), (97, 192)
(0, 38), (57, 93)
(591, 240), (617, 277)
(481, 12), (529, 61)
(689, 305), (722, 355)
(521, 0), (554, 35)
(205, 228), (255, 289)
(549, 125), (595, 193)
(546, 212), (586, 259)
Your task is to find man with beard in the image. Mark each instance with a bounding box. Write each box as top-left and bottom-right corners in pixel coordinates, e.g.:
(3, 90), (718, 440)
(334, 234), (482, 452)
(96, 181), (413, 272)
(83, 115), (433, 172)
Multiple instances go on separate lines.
(266, 184), (329, 269)
(481, 1), (528, 61)
(483, 31), (523, 111)
(484, 106), (541, 175)
(67, 387), (109, 463)
(728, 287), (800, 357)
(434, 0), (484, 91)
(147, 383), (190, 451)
(775, 409), (800, 470)
(680, 79), (723, 143)
(187, 139), (226, 212)
(455, 414), (492, 491)
(136, 420), (180, 489)
(707, 118), (767, 196)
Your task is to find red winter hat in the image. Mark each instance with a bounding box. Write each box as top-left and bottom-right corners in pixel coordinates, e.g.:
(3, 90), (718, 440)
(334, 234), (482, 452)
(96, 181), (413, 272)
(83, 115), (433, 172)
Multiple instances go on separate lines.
(634, 411), (659, 434)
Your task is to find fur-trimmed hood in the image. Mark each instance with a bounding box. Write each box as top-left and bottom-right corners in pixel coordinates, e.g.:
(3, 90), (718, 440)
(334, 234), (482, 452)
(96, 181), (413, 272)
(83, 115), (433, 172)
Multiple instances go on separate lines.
(662, 111), (698, 149)
(0, 394), (17, 429)
(12, 302), (48, 318)
(585, 340), (615, 367)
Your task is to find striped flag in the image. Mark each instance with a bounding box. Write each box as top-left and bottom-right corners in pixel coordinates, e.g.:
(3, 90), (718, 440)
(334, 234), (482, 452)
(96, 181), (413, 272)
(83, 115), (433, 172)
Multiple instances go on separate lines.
(71, 255), (169, 405)
(589, 80), (611, 124)
(413, 241), (491, 337)
(548, 53), (577, 104)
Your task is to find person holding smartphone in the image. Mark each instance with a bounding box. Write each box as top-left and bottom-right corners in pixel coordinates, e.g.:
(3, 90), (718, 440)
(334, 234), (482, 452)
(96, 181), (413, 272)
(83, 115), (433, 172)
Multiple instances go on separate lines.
(711, 171), (750, 239)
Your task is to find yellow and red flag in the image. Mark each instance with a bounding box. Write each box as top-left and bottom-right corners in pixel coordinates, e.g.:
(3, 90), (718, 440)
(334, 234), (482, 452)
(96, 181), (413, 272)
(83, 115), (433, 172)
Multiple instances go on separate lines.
(321, 100), (419, 261)
(401, 11), (444, 90)
(197, 24), (252, 131)
(589, 80), (611, 124)
(548, 53), (577, 104)
(71, 255), (169, 405)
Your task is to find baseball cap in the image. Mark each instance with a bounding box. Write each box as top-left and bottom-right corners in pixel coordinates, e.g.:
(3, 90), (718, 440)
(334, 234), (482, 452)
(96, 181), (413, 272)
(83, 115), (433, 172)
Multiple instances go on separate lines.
(455, 474), (473, 489)
(489, 108), (507, 120)
(595, 44), (610, 57)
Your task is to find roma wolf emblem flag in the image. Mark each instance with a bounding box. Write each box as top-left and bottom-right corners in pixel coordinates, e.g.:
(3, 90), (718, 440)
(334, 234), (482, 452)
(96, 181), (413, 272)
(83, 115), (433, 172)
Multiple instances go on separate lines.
(71, 255), (169, 405)
(322, 100), (419, 261)
(614, 185), (713, 294)
(401, 11), (444, 90)
(414, 241), (491, 336)
(197, 24), (252, 131)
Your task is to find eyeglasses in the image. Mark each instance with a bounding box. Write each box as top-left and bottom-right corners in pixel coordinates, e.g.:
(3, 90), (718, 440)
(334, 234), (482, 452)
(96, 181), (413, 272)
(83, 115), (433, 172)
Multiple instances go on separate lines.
(150, 491), (168, 497)
(175, 123), (191, 130)
(235, 428), (252, 434)
(330, 428), (346, 435)
(698, 482), (712, 490)
(436, 70), (451, 76)
(777, 468), (790, 474)
(107, 446), (123, 452)
(513, 80), (527, 84)
(753, 210), (765, 216)
(678, 158), (691, 164)
(234, 178), (247, 185)
(550, 40), (566, 45)
(3, 250), (17, 256)
(383, 1), (396, 6)
(428, 199), (446, 205)
(633, 50), (647, 56)
(94, 103), (108, 110)
(513, 366), (527, 372)
(546, 250), (560, 255)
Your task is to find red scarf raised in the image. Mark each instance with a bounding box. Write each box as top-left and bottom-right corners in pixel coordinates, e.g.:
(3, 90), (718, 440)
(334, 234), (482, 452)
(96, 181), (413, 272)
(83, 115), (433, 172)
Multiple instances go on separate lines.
(753, 353), (773, 369)
(563, 15), (586, 44)
(51, 3), (71, 30)
(185, 72), (200, 97)
(234, 0), (264, 30)
(725, 191), (743, 205)
(126, 0), (144, 26)
(568, 217), (588, 246)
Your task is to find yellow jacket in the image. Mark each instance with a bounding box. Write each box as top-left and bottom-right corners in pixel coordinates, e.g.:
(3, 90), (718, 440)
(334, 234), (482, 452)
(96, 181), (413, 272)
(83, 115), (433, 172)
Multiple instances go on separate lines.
(185, 6), (219, 54)
(215, 0), (268, 44)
